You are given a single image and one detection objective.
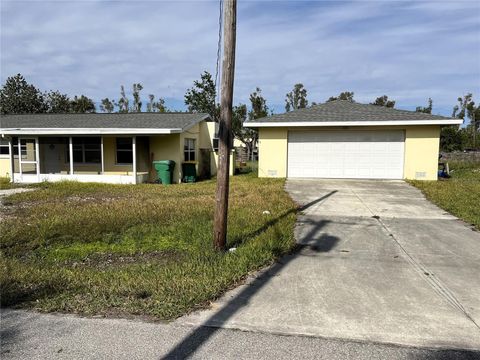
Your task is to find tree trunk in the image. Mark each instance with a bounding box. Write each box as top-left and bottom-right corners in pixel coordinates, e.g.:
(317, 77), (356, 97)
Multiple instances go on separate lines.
(213, 0), (236, 251)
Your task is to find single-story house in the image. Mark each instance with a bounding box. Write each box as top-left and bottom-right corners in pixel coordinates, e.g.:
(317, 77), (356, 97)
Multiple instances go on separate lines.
(0, 112), (234, 184)
(244, 100), (462, 180)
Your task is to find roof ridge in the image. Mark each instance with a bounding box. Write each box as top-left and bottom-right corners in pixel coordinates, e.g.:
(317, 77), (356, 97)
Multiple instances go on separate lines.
(244, 99), (459, 125)
(1, 112), (208, 116)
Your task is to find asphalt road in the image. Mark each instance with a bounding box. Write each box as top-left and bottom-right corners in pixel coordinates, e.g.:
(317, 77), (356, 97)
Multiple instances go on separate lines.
(2, 309), (479, 360)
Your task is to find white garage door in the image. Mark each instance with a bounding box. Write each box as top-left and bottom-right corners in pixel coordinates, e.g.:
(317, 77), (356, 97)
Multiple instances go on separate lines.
(287, 130), (405, 179)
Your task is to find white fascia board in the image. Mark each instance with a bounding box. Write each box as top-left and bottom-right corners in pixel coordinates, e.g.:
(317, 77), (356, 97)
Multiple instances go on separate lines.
(0, 128), (183, 135)
(244, 119), (463, 127)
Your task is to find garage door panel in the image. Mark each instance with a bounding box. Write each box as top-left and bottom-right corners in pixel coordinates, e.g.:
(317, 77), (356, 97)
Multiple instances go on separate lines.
(287, 130), (404, 179)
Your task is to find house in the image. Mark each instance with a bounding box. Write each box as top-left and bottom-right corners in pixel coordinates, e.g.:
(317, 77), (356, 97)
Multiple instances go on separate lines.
(244, 100), (462, 180)
(0, 112), (234, 184)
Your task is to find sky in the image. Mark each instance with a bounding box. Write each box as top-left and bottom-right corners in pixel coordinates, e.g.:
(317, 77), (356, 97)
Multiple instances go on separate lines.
(1, 0), (480, 116)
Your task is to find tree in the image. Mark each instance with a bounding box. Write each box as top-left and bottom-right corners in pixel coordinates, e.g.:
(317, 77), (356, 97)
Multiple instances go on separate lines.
(100, 98), (115, 113)
(117, 85), (129, 113)
(452, 94), (479, 148)
(232, 87), (269, 161)
(70, 95), (95, 113)
(147, 94), (168, 113)
(44, 90), (71, 113)
(285, 83), (308, 112)
(132, 83), (143, 112)
(440, 126), (465, 152)
(371, 95), (395, 108)
(249, 87), (269, 120)
(232, 102), (248, 150)
(327, 91), (354, 102)
(0, 74), (46, 114)
(416, 98), (433, 114)
(184, 71), (219, 121)
(153, 98), (167, 113)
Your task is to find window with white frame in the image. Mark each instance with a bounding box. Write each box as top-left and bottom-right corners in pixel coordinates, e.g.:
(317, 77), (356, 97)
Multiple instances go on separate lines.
(184, 138), (196, 162)
(116, 138), (133, 164)
(66, 137), (101, 164)
(0, 139), (9, 157)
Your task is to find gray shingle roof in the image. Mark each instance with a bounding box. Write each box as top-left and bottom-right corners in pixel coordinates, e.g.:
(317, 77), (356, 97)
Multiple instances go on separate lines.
(246, 100), (456, 123)
(0, 112), (210, 130)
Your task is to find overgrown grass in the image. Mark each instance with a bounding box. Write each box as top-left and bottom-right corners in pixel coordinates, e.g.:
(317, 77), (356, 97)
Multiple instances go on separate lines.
(0, 173), (297, 320)
(410, 160), (480, 229)
(0, 177), (16, 190)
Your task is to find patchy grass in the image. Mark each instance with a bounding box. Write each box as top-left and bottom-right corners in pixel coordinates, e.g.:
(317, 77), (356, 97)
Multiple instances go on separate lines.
(0, 177), (39, 190)
(0, 174), (297, 320)
(236, 161), (258, 175)
(410, 161), (480, 229)
(0, 177), (16, 190)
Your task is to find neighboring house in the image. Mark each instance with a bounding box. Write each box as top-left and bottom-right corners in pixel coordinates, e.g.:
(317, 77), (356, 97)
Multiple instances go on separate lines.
(244, 100), (462, 180)
(233, 138), (258, 163)
(0, 112), (233, 184)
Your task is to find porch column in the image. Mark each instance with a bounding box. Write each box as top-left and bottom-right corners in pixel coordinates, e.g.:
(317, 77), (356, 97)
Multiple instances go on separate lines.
(100, 136), (105, 174)
(35, 137), (40, 181)
(8, 138), (14, 183)
(69, 137), (74, 175)
(132, 136), (137, 184)
(18, 138), (22, 176)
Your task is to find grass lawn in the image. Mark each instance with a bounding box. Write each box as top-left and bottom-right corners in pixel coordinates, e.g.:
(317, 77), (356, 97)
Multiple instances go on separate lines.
(0, 177), (20, 190)
(0, 173), (297, 320)
(410, 161), (480, 229)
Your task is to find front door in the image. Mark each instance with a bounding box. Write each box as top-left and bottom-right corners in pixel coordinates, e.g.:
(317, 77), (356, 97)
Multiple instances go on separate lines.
(18, 137), (38, 175)
(43, 137), (63, 174)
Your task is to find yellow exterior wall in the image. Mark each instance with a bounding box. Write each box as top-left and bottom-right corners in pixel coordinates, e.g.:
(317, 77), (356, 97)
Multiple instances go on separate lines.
(103, 136), (134, 174)
(0, 158), (10, 177)
(180, 123), (201, 180)
(404, 126), (440, 180)
(257, 125), (441, 180)
(199, 121), (234, 177)
(258, 127), (289, 177)
(150, 134), (182, 183)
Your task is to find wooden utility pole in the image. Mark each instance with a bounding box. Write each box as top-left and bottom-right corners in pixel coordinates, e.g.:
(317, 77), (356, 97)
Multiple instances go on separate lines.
(213, 0), (236, 251)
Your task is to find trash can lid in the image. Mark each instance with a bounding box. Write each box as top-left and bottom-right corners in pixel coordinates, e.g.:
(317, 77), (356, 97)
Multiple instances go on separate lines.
(153, 160), (175, 165)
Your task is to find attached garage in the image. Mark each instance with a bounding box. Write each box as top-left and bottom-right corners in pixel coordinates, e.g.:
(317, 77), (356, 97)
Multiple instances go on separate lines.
(244, 100), (462, 181)
(287, 130), (404, 179)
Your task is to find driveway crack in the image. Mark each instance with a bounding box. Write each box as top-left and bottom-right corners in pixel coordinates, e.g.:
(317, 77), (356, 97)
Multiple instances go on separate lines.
(347, 184), (480, 332)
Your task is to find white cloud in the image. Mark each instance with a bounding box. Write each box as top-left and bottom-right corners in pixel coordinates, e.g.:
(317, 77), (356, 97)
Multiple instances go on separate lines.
(1, 0), (479, 115)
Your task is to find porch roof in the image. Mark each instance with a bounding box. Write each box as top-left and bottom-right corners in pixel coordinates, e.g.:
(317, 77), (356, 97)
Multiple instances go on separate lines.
(0, 112), (210, 135)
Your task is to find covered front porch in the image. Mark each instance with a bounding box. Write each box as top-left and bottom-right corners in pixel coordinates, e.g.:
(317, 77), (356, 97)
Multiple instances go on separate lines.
(8, 136), (150, 184)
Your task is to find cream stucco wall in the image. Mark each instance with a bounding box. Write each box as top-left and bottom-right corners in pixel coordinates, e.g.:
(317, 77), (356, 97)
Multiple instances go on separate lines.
(257, 125), (441, 181)
(0, 158), (10, 177)
(200, 121), (234, 177)
(258, 127), (288, 178)
(150, 134), (182, 183)
(403, 126), (440, 180)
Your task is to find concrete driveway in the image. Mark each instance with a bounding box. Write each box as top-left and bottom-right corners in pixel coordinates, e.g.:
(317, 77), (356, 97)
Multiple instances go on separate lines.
(181, 179), (480, 350)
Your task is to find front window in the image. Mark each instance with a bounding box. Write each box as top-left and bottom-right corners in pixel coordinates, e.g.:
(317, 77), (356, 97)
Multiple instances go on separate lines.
(0, 139), (9, 157)
(116, 138), (133, 164)
(184, 138), (196, 162)
(67, 137), (101, 164)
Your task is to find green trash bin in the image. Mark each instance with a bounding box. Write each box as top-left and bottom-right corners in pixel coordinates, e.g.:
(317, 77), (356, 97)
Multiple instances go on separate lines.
(153, 160), (175, 184)
(182, 163), (197, 183)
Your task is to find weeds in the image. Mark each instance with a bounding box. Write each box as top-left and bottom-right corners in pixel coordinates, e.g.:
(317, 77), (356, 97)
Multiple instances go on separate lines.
(0, 174), (297, 320)
(410, 160), (480, 229)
